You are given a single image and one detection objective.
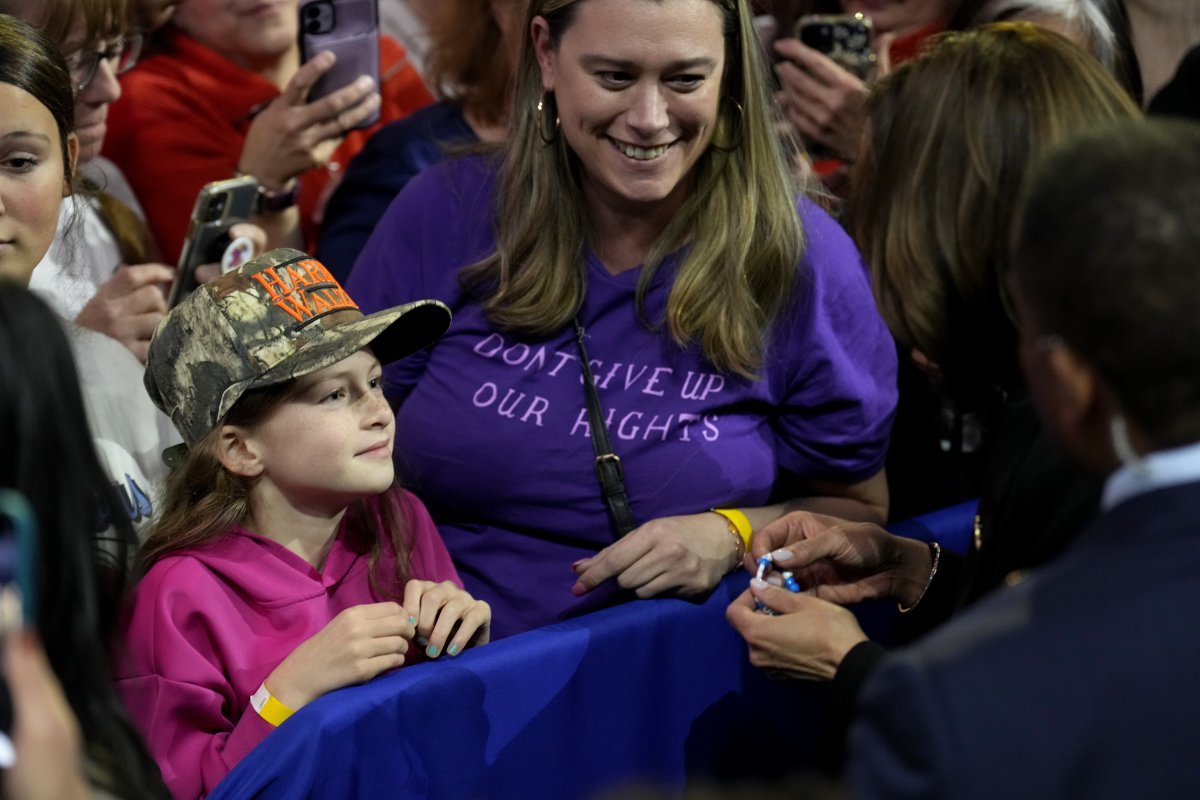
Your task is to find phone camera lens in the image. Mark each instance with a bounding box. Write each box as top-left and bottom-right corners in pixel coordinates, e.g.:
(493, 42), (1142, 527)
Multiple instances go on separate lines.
(204, 194), (228, 223)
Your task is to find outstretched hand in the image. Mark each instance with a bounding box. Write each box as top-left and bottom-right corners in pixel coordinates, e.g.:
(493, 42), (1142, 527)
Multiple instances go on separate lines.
(748, 511), (932, 607)
(571, 512), (740, 600)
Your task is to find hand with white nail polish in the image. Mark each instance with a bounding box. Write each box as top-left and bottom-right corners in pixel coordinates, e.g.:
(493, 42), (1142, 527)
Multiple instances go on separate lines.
(746, 510), (934, 609)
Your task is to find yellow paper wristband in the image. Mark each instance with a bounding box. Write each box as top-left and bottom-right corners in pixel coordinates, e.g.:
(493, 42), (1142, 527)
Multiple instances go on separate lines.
(710, 508), (752, 550)
(250, 682), (295, 727)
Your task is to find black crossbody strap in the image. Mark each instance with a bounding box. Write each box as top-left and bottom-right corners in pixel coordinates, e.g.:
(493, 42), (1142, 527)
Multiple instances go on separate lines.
(573, 318), (637, 537)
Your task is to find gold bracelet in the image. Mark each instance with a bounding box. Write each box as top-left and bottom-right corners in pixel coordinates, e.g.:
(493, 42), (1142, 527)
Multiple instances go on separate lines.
(250, 682), (295, 727)
(710, 508), (751, 566)
(898, 541), (941, 613)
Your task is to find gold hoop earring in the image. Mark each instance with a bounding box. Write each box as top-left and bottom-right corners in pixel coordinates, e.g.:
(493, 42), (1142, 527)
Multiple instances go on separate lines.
(712, 97), (745, 152)
(536, 94), (560, 145)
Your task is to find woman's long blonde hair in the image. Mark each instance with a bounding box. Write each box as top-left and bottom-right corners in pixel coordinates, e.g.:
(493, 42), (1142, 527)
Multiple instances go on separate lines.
(461, 0), (804, 380)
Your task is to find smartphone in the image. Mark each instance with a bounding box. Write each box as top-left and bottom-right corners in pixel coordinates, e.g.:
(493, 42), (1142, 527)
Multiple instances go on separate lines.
(796, 13), (876, 82)
(0, 490), (37, 633)
(298, 0), (381, 129)
(168, 175), (259, 308)
(0, 489), (35, 746)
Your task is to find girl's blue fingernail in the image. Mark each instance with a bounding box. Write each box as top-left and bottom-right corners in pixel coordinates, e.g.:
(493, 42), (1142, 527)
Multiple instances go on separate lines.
(417, 636), (428, 646)
(409, 616), (417, 625)
(447, 644), (459, 656)
(426, 644), (439, 658)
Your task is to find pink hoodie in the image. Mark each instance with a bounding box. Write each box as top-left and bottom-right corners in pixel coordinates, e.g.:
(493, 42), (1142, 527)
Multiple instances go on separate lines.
(114, 489), (461, 799)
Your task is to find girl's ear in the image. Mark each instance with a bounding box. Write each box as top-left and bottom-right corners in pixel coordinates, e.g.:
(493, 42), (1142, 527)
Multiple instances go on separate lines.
(216, 425), (264, 478)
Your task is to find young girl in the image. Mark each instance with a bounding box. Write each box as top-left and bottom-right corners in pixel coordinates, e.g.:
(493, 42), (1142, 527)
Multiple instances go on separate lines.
(113, 248), (491, 800)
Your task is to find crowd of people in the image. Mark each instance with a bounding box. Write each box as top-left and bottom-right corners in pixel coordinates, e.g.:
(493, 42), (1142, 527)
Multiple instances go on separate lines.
(0, 0), (1198, 797)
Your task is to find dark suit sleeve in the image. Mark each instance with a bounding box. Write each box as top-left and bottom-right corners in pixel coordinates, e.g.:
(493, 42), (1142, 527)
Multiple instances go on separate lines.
(845, 654), (954, 800)
(821, 639), (887, 771)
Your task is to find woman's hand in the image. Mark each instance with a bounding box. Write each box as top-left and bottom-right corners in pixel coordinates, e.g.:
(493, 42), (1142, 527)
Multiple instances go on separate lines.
(725, 580), (868, 681)
(571, 512), (740, 599)
(264, 602), (415, 710)
(238, 51), (381, 193)
(751, 511), (934, 608)
(403, 580), (491, 659)
(75, 262), (174, 363)
(773, 37), (880, 161)
(1, 631), (90, 800)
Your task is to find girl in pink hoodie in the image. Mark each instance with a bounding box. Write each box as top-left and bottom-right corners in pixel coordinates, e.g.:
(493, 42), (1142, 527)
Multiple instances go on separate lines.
(114, 248), (490, 799)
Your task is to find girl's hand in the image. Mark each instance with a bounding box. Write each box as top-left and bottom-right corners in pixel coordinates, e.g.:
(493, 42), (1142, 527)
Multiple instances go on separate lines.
(403, 580), (491, 659)
(571, 512), (739, 599)
(264, 602), (415, 710)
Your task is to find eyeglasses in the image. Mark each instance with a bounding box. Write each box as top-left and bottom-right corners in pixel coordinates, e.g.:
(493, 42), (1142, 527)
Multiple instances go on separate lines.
(65, 33), (144, 94)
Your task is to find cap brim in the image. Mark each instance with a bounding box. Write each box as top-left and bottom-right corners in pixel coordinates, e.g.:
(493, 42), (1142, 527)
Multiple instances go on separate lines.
(246, 299), (451, 397)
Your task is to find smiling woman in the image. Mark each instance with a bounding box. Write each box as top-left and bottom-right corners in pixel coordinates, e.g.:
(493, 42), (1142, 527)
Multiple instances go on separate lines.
(347, 0), (899, 639)
(532, 0), (727, 236)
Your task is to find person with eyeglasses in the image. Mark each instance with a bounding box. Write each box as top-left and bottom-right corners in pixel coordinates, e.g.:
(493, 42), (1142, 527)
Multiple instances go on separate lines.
(2, 0), (267, 541)
(102, 0), (435, 267)
(66, 30), (143, 92)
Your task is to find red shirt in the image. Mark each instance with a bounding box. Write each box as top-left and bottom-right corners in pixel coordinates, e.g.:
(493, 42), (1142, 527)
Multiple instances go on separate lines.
(104, 29), (434, 262)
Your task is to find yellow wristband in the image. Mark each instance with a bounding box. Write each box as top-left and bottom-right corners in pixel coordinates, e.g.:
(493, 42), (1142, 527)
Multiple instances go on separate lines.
(250, 682), (294, 727)
(710, 508), (752, 550)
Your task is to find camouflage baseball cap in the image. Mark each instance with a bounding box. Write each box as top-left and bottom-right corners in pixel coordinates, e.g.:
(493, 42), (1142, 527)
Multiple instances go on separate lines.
(145, 248), (451, 447)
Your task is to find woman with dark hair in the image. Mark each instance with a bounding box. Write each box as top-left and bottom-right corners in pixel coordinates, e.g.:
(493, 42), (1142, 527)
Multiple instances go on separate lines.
(727, 21), (1140, 765)
(0, 12), (77, 285)
(851, 116), (1200, 800)
(319, 0), (527, 277)
(0, 16), (167, 795)
(0, 281), (169, 797)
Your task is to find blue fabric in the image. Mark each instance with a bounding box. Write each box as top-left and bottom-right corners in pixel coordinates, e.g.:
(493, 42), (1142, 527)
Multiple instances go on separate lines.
(209, 574), (823, 799)
(887, 498), (977, 554)
(209, 504), (976, 799)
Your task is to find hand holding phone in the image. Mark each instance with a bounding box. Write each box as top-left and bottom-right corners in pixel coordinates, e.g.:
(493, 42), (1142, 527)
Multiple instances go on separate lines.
(299, 0), (381, 130)
(773, 14), (877, 162)
(795, 13), (876, 82)
(167, 176), (260, 308)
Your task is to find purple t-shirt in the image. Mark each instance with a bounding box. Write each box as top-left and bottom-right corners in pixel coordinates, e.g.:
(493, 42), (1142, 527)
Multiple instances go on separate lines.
(349, 156), (897, 639)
